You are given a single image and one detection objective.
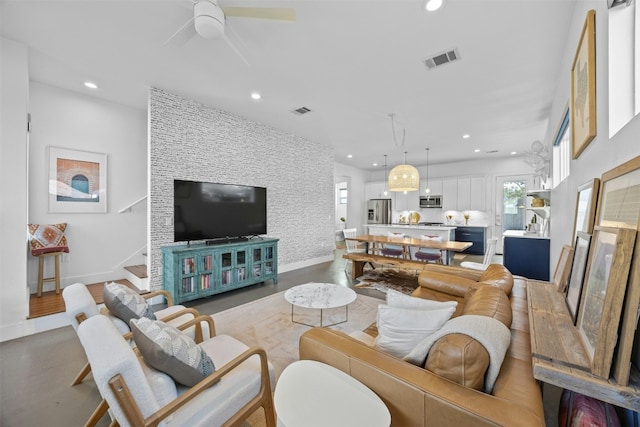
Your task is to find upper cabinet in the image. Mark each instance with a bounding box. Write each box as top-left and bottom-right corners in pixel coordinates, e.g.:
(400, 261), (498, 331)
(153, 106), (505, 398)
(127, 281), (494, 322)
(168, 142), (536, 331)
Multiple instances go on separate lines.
(421, 179), (443, 196)
(441, 176), (486, 211)
(469, 177), (486, 211)
(442, 178), (458, 211)
(365, 181), (388, 200)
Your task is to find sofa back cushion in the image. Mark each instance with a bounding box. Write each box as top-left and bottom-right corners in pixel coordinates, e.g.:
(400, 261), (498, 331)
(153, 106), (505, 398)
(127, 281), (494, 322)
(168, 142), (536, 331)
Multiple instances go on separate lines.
(479, 264), (514, 295)
(424, 285), (512, 391)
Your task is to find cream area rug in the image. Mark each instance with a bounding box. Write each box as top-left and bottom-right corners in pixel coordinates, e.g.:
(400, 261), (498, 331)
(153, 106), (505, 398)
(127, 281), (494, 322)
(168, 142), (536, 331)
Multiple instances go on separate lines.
(212, 289), (382, 381)
(355, 268), (420, 295)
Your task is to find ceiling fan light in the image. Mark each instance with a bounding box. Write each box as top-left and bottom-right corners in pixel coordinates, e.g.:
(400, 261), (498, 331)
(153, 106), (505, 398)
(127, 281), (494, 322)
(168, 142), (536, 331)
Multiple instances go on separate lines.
(425, 0), (443, 12)
(194, 1), (225, 39)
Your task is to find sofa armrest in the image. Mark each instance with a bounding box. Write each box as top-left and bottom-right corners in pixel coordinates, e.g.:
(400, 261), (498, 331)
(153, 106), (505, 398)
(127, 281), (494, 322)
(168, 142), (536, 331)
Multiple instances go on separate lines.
(299, 328), (544, 427)
(420, 264), (485, 281)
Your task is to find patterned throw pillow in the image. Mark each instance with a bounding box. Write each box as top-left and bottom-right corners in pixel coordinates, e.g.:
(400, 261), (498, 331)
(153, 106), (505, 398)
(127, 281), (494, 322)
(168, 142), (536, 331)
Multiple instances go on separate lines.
(131, 317), (216, 386)
(103, 282), (156, 325)
(27, 223), (70, 256)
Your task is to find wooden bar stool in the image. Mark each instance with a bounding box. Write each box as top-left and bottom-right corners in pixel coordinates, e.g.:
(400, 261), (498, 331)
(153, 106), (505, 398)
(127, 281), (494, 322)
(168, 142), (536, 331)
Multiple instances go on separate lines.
(28, 222), (69, 297)
(37, 251), (64, 297)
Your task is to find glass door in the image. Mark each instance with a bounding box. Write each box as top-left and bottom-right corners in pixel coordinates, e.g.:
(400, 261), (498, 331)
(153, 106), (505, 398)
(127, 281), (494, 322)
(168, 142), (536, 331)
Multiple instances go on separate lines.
(494, 175), (533, 254)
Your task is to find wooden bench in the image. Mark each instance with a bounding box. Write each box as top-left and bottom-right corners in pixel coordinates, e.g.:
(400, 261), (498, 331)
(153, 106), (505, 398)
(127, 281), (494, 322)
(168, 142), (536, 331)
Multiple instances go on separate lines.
(342, 252), (428, 277)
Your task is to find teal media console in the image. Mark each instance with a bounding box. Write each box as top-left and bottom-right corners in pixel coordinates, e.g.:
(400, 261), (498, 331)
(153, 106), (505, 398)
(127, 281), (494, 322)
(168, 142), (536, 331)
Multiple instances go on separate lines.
(162, 237), (278, 304)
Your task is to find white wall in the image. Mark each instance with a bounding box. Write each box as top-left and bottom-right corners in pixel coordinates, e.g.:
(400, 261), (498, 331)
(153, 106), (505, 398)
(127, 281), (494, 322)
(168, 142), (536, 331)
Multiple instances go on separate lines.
(335, 162), (368, 234)
(545, 1), (640, 272)
(1, 38), (30, 341)
(28, 83), (148, 290)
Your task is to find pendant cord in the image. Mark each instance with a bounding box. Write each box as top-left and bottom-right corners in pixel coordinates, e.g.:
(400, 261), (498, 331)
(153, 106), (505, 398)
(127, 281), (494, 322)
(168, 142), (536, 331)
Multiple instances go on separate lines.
(389, 113), (405, 147)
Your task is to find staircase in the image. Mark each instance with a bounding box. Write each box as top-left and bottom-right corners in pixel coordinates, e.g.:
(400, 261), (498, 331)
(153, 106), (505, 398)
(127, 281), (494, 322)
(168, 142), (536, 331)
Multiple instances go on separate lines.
(123, 264), (148, 289)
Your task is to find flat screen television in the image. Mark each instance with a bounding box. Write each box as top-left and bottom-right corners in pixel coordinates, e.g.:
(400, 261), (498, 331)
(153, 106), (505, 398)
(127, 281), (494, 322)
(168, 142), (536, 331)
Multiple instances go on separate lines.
(174, 180), (267, 243)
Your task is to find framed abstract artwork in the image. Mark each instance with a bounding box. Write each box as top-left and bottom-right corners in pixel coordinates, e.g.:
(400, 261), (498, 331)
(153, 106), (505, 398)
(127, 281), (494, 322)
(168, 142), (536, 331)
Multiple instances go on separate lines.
(576, 226), (636, 378)
(565, 232), (591, 323)
(571, 9), (596, 159)
(48, 146), (107, 213)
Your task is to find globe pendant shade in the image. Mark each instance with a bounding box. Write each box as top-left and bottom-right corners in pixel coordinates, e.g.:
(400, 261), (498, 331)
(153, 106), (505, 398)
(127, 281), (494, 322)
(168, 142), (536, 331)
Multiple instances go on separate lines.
(388, 164), (420, 192)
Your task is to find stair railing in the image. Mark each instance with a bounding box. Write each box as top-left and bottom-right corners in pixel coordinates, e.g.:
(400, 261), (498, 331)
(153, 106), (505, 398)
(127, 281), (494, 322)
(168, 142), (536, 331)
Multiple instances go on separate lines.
(118, 195), (148, 213)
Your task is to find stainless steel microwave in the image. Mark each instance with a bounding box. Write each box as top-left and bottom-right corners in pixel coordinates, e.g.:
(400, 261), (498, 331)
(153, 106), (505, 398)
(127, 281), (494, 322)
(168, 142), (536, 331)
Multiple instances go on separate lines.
(420, 195), (442, 208)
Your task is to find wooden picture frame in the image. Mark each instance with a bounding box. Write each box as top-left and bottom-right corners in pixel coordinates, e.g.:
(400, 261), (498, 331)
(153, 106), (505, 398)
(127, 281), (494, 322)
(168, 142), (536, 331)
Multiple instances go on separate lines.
(565, 232), (591, 323)
(48, 146), (108, 213)
(596, 156), (640, 229)
(596, 155), (640, 385)
(571, 9), (596, 159)
(576, 226), (636, 378)
(553, 244), (574, 293)
(572, 178), (600, 244)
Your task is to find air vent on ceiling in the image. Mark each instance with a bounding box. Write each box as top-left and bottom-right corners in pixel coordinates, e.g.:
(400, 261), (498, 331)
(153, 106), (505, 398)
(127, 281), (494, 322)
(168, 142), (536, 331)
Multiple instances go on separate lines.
(423, 48), (460, 70)
(486, 150), (499, 154)
(292, 106), (312, 115)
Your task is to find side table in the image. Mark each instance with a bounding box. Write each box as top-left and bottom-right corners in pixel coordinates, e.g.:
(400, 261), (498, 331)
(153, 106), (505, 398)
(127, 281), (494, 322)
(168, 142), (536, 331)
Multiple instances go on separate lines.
(274, 360), (391, 427)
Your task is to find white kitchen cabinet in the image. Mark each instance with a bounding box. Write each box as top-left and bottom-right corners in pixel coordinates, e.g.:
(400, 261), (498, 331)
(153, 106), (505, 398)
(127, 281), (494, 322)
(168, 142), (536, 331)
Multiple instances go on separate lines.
(442, 178), (458, 211)
(421, 179), (442, 196)
(457, 177), (471, 211)
(393, 191), (420, 212)
(365, 181), (387, 200)
(470, 176), (486, 210)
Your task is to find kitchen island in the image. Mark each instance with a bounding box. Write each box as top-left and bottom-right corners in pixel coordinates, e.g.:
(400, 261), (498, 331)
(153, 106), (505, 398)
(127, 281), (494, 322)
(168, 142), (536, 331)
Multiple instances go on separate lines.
(366, 224), (457, 263)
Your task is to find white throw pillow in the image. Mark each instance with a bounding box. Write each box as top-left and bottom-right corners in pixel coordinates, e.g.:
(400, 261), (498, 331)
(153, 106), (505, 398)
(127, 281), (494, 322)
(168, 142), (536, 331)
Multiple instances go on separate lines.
(386, 289), (458, 311)
(373, 304), (456, 358)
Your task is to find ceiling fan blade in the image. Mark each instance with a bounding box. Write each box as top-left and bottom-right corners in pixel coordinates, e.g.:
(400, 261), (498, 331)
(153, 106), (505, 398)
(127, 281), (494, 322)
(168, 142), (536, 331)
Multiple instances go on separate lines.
(222, 28), (250, 67)
(163, 17), (197, 47)
(221, 7), (296, 21)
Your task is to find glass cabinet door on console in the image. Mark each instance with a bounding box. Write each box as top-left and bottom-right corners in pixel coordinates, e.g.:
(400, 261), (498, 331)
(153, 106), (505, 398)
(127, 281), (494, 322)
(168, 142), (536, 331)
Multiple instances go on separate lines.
(220, 249), (248, 287)
(252, 245), (276, 279)
(162, 238), (279, 304)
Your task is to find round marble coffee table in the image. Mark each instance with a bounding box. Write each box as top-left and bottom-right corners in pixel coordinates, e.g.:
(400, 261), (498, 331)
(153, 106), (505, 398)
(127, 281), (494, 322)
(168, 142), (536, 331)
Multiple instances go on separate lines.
(275, 360), (391, 427)
(284, 282), (357, 327)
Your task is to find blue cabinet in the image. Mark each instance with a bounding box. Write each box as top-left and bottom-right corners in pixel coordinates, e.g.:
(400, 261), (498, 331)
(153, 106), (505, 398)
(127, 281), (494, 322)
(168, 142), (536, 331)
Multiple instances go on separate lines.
(162, 237), (278, 303)
(503, 235), (549, 281)
(455, 226), (486, 255)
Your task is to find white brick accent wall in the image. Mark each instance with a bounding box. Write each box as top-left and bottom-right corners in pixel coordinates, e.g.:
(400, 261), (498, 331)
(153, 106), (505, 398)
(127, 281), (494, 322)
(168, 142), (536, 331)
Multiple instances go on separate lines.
(149, 88), (335, 290)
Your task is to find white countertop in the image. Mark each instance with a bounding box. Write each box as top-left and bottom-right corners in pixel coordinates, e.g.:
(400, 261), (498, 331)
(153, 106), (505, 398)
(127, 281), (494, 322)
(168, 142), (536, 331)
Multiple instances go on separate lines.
(367, 224), (457, 231)
(503, 230), (550, 239)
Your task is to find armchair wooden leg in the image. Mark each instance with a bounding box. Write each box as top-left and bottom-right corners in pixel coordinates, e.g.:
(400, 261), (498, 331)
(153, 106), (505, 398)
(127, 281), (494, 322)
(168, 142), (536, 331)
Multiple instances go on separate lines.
(85, 399), (109, 427)
(71, 362), (92, 386)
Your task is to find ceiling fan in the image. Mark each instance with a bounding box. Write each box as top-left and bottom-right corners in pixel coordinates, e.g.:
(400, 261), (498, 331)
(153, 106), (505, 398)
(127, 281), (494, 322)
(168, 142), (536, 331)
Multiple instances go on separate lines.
(164, 0), (296, 65)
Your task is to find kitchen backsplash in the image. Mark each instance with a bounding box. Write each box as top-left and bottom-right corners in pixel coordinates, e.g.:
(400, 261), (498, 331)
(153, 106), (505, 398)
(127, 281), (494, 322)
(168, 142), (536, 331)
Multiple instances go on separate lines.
(393, 209), (490, 226)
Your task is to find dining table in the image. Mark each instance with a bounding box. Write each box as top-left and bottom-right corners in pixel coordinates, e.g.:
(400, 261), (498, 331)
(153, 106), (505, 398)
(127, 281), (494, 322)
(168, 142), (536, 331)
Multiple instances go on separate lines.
(345, 234), (472, 266)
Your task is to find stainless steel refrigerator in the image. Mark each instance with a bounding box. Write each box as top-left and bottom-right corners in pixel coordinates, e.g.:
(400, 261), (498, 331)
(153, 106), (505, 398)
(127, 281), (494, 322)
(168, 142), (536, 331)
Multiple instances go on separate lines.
(367, 199), (392, 224)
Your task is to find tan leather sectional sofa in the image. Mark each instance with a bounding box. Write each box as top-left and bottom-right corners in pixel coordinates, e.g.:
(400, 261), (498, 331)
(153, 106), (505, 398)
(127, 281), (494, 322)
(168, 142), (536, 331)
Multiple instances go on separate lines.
(299, 264), (544, 426)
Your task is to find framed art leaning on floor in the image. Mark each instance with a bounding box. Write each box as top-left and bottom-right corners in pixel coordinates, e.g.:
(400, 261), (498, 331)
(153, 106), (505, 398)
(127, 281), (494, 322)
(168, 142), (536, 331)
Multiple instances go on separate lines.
(576, 226), (636, 379)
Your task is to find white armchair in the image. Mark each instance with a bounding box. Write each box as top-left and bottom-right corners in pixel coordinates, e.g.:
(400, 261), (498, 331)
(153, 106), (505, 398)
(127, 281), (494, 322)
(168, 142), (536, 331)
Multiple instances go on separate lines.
(77, 314), (276, 427)
(460, 237), (498, 271)
(63, 282), (206, 427)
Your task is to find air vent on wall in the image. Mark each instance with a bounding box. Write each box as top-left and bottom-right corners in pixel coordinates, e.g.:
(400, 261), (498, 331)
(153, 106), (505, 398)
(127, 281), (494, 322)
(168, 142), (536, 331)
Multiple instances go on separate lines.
(292, 106), (312, 115)
(422, 48), (460, 70)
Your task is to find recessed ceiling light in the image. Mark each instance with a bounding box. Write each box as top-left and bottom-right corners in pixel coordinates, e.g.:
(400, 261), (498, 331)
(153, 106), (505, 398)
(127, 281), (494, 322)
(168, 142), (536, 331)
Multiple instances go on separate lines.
(474, 149), (481, 153)
(425, 0), (443, 12)
(84, 81), (98, 89)
(510, 151), (517, 155)
(250, 92), (261, 100)
(462, 134), (470, 139)
(347, 154), (353, 158)
(373, 162), (378, 166)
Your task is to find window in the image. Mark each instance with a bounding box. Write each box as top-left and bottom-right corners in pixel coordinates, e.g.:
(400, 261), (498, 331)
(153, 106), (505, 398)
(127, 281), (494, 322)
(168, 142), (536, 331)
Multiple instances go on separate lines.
(553, 107), (571, 187)
(338, 188), (347, 204)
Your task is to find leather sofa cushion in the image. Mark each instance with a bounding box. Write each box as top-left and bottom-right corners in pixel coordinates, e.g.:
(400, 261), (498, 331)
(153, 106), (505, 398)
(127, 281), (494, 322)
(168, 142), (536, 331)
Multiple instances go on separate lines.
(418, 272), (477, 297)
(425, 334), (489, 390)
(479, 264), (514, 295)
(425, 285), (512, 391)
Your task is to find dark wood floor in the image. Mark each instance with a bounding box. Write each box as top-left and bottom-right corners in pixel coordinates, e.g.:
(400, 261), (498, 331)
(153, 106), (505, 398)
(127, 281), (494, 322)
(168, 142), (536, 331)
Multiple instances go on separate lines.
(28, 279), (142, 319)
